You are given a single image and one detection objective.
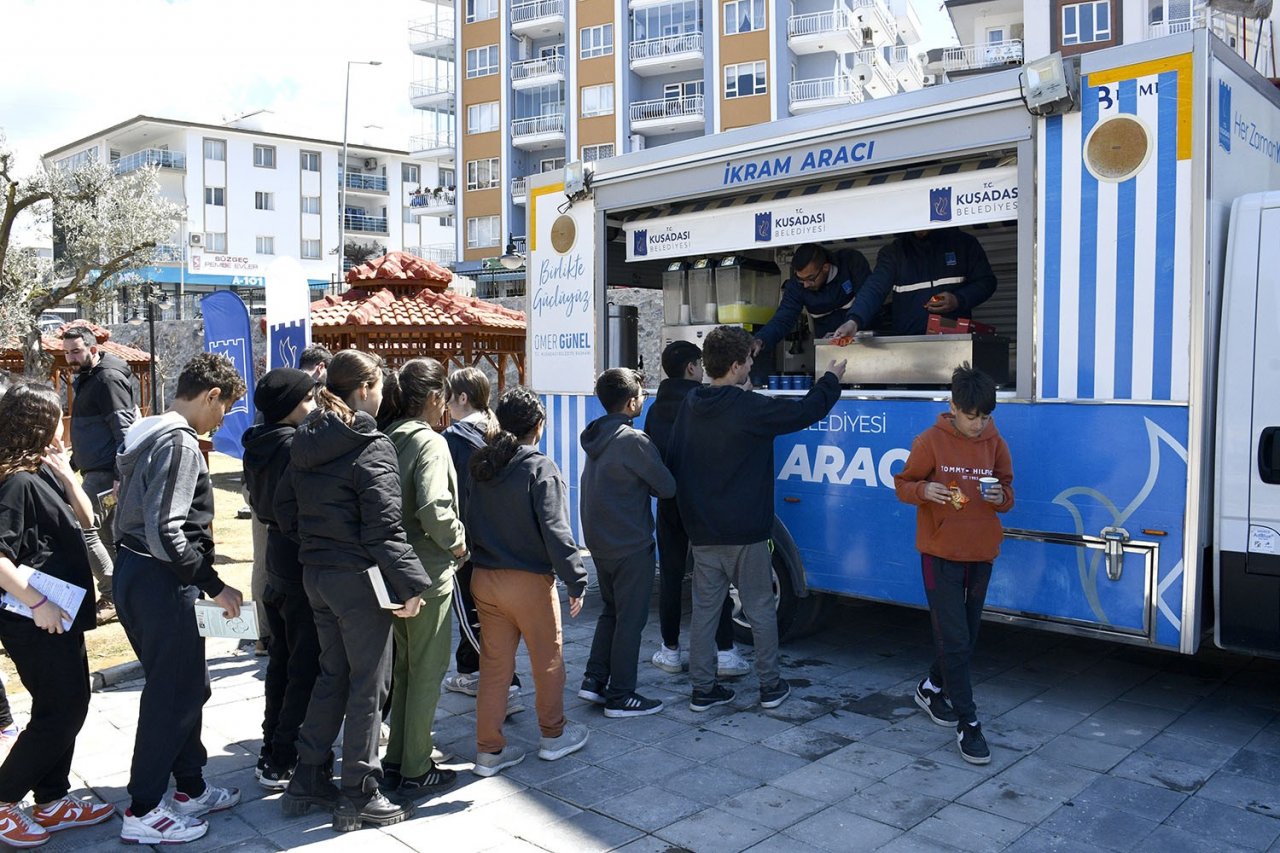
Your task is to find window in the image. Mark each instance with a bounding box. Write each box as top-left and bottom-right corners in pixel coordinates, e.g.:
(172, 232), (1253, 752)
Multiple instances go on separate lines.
(301, 150), (321, 172)
(665, 79), (703, 99)
(404, 207), (418, 224)
(301, 238), (321, 259)
(203, 139), (226, 161)
(204, 232), (227, 253)
(254, 191), (274, 211)
(467, 101), (500, 134)
(466, 215), (500, 249)
(465, 0), (497, 22)
(580, 24), (613, 58)
(723, 0), (764, 34)
(581, 84), (614, 118)
(203, 186), (225, 206)
(724, 60), (767, 98)
(256, 236), (275, 255)
(582, 144), (614, 162)
(301, 195), (321, 215)
(253, 144), (276, 168)
(1062, 1), (1111, 46)
(632, 1), (702, 42)
(440, 167), (456, 188)
(466, 158), (500, 190)
(466, 45), (499, 78)
(402, 163), (420, 184)
(539, 157), (565, 173)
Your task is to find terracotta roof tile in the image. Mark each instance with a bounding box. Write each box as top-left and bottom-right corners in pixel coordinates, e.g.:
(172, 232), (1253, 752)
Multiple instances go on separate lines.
(345, 251), (453, 287)
(310, 282), (525, 331)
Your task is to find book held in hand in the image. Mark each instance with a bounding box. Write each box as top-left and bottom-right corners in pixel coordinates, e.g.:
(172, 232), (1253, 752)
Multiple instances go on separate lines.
(365, 567), (404, 610)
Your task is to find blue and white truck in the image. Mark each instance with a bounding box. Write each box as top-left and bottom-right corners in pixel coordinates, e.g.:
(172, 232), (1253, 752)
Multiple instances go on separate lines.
(523, 31), (1280, 656)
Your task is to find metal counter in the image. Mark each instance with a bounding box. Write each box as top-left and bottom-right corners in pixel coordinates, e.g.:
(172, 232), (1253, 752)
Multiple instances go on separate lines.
(814, 334), (1011, 386)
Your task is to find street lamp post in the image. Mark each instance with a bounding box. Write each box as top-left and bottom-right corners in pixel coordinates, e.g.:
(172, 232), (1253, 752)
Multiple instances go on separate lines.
(338, 60), (383, 284)
(130, 284), (171, 414)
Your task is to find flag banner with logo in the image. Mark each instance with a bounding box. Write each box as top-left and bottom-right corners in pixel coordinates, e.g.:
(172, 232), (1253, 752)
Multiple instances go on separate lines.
(202, 290), (256, 459)
(265, 256), (312, 370)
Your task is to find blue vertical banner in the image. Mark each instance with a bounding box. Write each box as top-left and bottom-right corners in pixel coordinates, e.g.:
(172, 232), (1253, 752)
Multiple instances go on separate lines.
(202, 290), (255, 459)
(265, 256), (312, 369)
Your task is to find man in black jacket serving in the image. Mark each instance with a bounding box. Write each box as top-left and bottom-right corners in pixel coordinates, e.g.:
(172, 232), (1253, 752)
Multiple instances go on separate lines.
(749, 243), (871, 356)
(833, 227), (997, 338)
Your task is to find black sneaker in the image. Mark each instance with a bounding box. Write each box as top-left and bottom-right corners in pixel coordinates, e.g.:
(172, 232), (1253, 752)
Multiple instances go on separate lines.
(604, 693), (664, 718)
(397, 763), (457, 798)
(577, 676), (607, 705)
(689, 684), (735, 712)
(957, 722), (991, 765)
(257, 762), (294, 791)
(760, 679), (791, 709)
(915, 679), (960, 727)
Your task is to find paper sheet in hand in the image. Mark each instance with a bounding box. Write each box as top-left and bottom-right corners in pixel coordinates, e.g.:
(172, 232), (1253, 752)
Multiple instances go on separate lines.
(194, 600), (259, 639)
(0, 565), (84, 631)
(365, 568), (404, 610)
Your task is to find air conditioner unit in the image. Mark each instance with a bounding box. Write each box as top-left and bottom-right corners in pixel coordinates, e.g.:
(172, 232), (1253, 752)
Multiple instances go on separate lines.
(922, 74), (937, 86)
(364, 158), (378, 169)
(189, 233), (204, 247)
(629, 134), (646, 152)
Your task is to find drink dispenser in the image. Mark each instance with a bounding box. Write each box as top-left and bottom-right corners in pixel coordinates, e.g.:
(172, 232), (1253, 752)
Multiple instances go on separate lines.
(687, 258), (717, 324)
(715, 256), (781, 327)
(662, 261), (691, 325)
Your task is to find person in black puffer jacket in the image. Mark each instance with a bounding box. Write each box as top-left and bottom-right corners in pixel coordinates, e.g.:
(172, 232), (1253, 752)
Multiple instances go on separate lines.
(275, 351), (431, 833)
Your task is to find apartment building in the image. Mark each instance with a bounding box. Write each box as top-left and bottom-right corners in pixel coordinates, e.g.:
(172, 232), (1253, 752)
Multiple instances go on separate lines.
(42, 115), (449, 310)
(408, 0), (928, 267)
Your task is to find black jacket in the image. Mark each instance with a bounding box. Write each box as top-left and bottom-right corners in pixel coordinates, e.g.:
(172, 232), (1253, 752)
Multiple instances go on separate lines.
(846, 228), (997, 336)
(755, 248), (871, 348)
(442, 418), (487, 519)
(241, 424), (294, 529)
(580, 413), (675, 559)
(70, 352), (137, 474)
(465, 445), (588, 597)
(643, 377), (701, 461)
(667, 375), (840, 546)
(277, 410), (430, 601)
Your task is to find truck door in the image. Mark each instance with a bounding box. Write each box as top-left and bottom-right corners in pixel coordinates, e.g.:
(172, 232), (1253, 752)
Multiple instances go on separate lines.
(1216, 195), (1280, 655)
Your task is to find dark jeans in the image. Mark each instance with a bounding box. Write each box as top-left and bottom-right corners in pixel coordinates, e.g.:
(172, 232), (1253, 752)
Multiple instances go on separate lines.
(585, 546), (656, 701)
(921, 555), (993, 725)
(452, 560), (520, 688)
(0, 619), (89, 804)
(260, 573), (321, 768)
(295, 568), (392, 794)
(115, 548), (211, 814)
(656, 498), (734, 651)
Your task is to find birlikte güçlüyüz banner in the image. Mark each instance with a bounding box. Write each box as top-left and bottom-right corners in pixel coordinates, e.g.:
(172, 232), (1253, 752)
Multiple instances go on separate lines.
(202, 290), (256, 459)
(528, 185), (596, 394)
(265, 256), (312, 370)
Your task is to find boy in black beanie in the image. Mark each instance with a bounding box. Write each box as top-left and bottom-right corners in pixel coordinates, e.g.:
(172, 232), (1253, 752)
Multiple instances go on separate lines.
(241, 368), (318, 789)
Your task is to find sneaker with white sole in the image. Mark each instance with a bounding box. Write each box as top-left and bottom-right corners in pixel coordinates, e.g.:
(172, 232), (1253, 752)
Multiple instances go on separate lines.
(577, 676), (607, 705)
(759, 678), (791, 709)
(689, 683), (735, 712)
(31, 797), (114, 832)
(120, 804), (207, 845)
(171, 784), (240, 818)
(472, 745), (526, 777)
(717, 648), (751, 678)
(443, 672), (480, 696)
(957, 721), (991, 765)
(914, 678), (959, 727)
(604, 693), (664, 718)
(0, 803), (47, 848)
(538, 721), (589, 761)
(506, 690), (525, 718)
(651, 645), (687, 674)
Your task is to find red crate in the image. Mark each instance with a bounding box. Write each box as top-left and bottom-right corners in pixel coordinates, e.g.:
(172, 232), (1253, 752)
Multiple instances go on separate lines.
(927, 315), (996, 336)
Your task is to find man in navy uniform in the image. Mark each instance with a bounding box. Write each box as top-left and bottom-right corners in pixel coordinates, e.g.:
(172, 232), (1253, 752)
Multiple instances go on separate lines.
(750, 243), (871, 357)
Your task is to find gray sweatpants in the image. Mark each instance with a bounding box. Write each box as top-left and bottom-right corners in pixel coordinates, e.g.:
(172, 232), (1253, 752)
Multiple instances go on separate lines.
(81, 470), (115, 599)
(689, 542), (778, 692)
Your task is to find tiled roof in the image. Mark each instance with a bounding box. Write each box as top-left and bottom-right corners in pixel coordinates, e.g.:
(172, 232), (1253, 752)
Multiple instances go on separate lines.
(311, 286), (525, 331)
(345, 251), (453, 287)
(0, 320), (153, 363)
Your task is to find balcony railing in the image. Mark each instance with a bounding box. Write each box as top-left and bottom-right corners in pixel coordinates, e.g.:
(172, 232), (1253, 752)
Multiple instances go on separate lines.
(410, 189), (456, 208)
(341, 172), (389, 192)
(629, 32), (703, 62)
(408, 17), (454, 46)
(941, 39), (1023, 73)
(343, 213), (389, 233)
(511, 55), (565, 83)
(787, 9), (852, 38)
(511, 177), (528, 198)
(409, 133), (455, 152)
(511, 114), (565, 137)
(850, 0), (897, 42)
(410, 78), (454, 100)
(510, 0), (564, 24)
(789, 76), (864, 104)
(629, 94), (704, 123)
(112, 148), (186, 174)
(409, 244), (457, 265)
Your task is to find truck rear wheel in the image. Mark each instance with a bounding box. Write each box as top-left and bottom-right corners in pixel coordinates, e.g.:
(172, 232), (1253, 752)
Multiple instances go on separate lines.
(729, 546), (827, 645)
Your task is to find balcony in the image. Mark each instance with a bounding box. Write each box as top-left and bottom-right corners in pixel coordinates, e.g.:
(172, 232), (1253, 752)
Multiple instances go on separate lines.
(887, 45), (925, 91)
(629, 32), (704, 76)
(511, 177), (528, 204)
(408, 16), (454, 57)
(407, 244), (457, 266)
(410, 77), (455, 109)
(340, 172), (389, 193)
(409, 133), (456, 161)
(112, 148), (186, 175)
(849, 0), (898, 49)
(939, 39), (1023, 74)
(787, 9), (861, 55)
(410, 189), (456, 215)
(789, 75), (864, 114)
(343, 213), (389, 234)
(511, 55), (566, 90)
(852, 48), (900, 98)
(629, 95), (704, 135)
(510, 0), (565, 38)
(511, 114), (566, 150)
(1150, 11), (1273, 70)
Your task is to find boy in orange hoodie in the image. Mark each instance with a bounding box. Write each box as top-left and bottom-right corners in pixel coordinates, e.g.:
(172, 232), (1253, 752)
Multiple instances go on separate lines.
(894, 363), (1013, 766)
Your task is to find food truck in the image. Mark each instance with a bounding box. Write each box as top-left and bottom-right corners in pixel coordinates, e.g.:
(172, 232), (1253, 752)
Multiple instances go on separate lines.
(523, 31), (1280, 656)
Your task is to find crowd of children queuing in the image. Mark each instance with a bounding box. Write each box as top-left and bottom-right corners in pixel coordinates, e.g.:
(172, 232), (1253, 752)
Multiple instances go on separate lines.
(0, 323), (1014, 847)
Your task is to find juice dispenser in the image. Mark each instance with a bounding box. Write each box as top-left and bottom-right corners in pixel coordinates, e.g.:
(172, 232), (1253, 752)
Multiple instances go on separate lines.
(715, 256), (781, 328)
(687, 258), (717, 324)
(661, 261), (691, 326)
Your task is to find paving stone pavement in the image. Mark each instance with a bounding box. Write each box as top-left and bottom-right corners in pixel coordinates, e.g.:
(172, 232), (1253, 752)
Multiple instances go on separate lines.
(11, 566), (1280, 852)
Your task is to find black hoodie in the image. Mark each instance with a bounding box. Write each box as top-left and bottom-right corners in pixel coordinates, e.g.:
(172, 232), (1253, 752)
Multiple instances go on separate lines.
(643, 377), (701, 461)
(70, 351), (137, 474)
(580, 412), (675, 559)
(241, 423), (295, 529)
(276, 409), (430, 601)
(443, 417), (488, 517)
(667, 374), (840, 546)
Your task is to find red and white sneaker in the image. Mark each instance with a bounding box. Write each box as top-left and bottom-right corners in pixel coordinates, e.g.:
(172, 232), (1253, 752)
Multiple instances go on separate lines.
(171, 784), (239, 818)
(0, 802), (49, 848)
(120, 804), (207, 845)
(31, 797), (115, 832)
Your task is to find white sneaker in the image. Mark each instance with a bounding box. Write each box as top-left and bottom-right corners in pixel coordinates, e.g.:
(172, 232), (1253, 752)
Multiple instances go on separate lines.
(538, 721), (589, 761)
(717, 648), (751, 678)
(171, 784), (239, 818)
(651, 645), (687, 674)
(443, 673), (480, 696)
(120, 803), (207, 844)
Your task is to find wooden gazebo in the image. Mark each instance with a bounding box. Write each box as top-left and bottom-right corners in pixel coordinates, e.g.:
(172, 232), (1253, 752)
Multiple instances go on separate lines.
(0, 321), (155, 415)
(311, 251), (526, 389)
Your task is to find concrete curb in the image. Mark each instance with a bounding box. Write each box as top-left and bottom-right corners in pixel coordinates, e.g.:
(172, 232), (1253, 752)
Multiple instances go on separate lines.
(91, 660), (143, 692)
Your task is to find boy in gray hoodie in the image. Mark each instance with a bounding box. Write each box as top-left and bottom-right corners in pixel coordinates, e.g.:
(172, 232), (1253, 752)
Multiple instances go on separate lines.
(577, 369), (676, 717)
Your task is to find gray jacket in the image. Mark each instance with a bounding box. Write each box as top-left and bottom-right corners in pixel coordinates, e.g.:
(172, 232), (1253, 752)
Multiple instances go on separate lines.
(579, 412), (675, 560)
